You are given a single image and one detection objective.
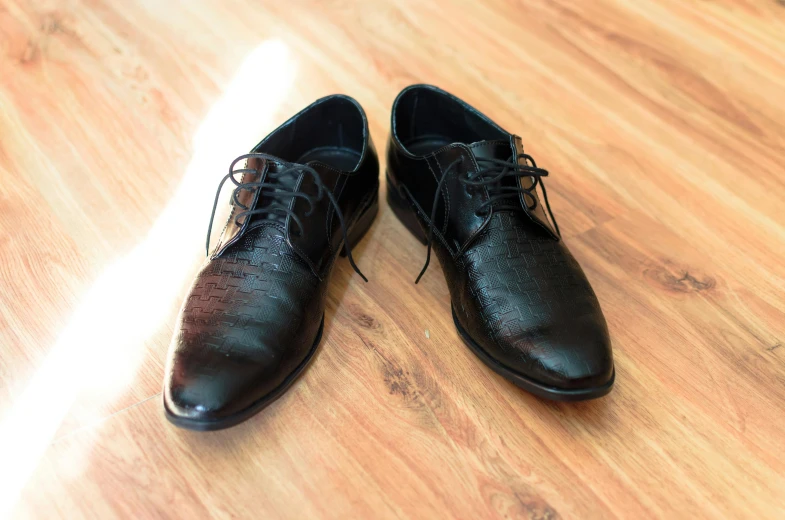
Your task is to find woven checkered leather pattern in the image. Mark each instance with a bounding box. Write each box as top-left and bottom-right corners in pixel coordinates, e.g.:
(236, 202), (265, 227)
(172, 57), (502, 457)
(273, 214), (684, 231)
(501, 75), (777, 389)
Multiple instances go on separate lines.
(174, 225), (323, 372)
(454, 212), (608, 376)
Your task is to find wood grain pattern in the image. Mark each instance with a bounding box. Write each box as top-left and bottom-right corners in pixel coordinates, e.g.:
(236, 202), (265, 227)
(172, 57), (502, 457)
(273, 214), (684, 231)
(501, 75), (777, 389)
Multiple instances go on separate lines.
(0, 0), (784, 518)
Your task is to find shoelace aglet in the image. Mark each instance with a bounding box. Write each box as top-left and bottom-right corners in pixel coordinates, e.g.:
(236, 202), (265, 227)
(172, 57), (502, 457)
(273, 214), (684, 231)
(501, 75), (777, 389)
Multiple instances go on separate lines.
(414, 255), (429, 284)
(346, 251), (368, 282)
(415, 229), (434, 284)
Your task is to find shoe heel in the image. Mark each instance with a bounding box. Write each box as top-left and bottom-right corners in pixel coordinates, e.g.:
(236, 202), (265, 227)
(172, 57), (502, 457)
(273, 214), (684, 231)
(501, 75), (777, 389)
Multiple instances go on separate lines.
(386, 176), (427, 245)
(340, 194), (378, 256)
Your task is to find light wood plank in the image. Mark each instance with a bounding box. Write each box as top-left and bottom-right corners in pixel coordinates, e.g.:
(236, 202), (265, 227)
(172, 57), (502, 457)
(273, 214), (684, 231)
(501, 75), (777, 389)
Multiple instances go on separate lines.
(1, 0), (784, 518)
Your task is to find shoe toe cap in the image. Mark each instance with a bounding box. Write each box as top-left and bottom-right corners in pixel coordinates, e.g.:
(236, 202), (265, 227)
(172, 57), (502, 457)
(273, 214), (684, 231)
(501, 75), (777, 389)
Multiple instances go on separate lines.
(471, 311), (614, 393)
(528, 328), (614, 391)
(164, 355), (271, 425)
(162, 333), (305, 427)
(517, 315), (613, 391)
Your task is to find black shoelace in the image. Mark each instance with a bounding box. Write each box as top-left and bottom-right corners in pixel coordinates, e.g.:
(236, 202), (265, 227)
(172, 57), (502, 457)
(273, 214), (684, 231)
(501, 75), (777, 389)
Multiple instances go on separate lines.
(206, 153), (367, 282)
(416, 153), (559, 283)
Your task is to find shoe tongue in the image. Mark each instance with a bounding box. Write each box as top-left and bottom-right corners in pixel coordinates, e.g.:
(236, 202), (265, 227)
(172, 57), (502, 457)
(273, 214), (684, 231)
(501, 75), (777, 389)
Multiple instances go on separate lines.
(467, 140), (519, 211)
(265, 158), (302, 191)
(467, 140), (513, 162)
(244, 156), (303, 228)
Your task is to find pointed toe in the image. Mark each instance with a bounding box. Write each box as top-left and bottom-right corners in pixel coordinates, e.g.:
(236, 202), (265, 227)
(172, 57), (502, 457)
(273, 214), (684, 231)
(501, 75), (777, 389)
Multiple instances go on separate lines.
(163, 352), (274, 430)
(522, 315), (614, 392)
(164, 367), (251, 425)
(163, 319), (324, 431)
(453, 306), (614, 401)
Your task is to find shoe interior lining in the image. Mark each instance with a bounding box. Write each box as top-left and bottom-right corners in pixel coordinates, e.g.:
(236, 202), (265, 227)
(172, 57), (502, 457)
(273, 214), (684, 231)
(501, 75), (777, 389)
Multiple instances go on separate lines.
(296, 147), (361, 171)
(393, 87), (506, 155)
(256, 97), (365, 170)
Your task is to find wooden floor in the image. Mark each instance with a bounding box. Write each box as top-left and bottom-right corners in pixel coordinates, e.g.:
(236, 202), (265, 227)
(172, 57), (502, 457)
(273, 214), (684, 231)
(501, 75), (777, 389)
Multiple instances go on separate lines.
(1, 0), (784, 518)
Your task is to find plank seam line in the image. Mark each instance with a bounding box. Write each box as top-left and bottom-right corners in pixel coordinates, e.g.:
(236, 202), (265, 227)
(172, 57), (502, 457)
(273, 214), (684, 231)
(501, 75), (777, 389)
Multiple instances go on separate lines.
(51, 392), (163, 446)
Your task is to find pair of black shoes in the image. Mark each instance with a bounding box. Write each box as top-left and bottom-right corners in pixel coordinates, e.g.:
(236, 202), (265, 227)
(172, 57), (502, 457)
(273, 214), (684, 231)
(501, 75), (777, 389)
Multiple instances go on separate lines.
(164, 85), (615, 431)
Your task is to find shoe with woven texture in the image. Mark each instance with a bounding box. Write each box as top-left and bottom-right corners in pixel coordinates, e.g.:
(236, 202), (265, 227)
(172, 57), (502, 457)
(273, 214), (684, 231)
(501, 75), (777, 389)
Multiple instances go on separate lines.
(386, 85), (614, 401)
(164, 95), (379, 430)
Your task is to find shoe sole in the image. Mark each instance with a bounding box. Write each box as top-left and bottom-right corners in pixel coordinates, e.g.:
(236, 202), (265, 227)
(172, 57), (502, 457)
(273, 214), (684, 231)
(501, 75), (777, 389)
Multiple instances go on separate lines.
(387, 176), (614, 401)
(165, 192), (379, 431)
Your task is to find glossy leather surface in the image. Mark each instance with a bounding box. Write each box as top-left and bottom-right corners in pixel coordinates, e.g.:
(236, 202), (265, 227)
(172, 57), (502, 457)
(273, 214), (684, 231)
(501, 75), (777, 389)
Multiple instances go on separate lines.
(386, 85), (613, 396)
(164, 95), (379, 427)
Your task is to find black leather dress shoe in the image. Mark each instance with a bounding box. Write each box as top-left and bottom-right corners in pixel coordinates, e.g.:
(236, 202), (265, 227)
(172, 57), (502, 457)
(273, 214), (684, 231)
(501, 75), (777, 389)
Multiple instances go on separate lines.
(386, 85), (614, 401)
(164, 95), (379, 430)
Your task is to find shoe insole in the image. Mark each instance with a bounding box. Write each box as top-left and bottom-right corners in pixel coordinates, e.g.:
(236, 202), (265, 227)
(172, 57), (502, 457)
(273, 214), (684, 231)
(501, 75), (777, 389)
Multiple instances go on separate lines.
(297, 146), (361, 171)
(404, 136), (453, 155)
